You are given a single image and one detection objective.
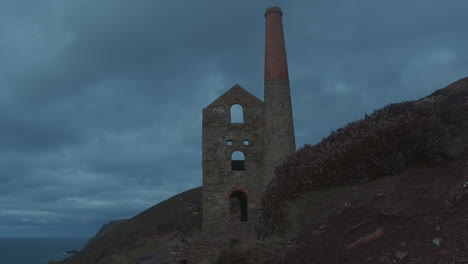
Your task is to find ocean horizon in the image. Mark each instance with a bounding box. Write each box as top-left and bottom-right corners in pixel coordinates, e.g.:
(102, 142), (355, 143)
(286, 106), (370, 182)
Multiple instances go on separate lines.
(0, 237), (89, 264)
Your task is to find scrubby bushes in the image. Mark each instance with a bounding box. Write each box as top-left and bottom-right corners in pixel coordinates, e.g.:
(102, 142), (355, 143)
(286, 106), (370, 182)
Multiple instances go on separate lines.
(262, 79), (467, 233)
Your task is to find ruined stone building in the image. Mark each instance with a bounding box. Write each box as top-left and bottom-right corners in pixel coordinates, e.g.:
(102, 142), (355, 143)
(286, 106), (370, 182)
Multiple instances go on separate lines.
(201, 6), (296, 241)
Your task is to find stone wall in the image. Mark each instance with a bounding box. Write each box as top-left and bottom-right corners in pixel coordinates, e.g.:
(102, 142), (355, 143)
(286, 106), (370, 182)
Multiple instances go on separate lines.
(263, 79), (296, 182)
(263, 7), (296, 182)
(202, 84), (265, 239)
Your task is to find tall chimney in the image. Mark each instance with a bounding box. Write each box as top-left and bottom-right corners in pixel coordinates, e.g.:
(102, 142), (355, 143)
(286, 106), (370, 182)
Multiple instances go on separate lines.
(264, 7), (289, 82)
(263, 7), (296, 182)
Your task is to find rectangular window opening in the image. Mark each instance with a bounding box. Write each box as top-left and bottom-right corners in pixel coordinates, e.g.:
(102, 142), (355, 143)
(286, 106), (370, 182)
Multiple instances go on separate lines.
(227, 140), (233, 146)
(231, 160), (245, 171)
(243, 140), (249, 145)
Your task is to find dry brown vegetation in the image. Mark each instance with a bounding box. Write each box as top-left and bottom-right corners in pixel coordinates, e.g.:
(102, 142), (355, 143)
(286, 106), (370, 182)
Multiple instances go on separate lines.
(262, 77), (468, 233)
(215, 77), (468, 264)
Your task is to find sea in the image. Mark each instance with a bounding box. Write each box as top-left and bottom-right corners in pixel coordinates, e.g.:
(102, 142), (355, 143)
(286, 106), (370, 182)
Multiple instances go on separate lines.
(0, 237), (89, 264)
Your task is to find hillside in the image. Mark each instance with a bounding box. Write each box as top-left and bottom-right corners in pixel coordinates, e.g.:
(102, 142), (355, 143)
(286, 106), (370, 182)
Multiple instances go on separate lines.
(88, 219), (129, 243)
(215, 77), (468, 263)
(216, 157), (467, 264)
(62, 77), (467, 264)
(282, 156), (468, 263)
(61, 186), (202, 264)
(262, 77), (467, 231)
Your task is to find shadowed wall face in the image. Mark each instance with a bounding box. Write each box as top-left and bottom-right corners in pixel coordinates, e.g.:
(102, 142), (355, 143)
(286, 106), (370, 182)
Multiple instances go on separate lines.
(200, 6), (296, 240)
(201, 85), (265, 238)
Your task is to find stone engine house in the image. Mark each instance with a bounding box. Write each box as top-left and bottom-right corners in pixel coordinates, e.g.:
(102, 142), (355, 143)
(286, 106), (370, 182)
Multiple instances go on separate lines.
(201, 6), (296, 241)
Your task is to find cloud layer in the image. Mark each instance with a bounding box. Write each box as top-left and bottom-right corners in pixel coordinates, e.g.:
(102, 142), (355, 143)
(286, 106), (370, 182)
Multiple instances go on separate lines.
(0, 0), (467, 237)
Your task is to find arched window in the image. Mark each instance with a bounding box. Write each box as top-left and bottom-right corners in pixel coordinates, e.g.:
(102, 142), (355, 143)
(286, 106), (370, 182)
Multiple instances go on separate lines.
(229, 190), (248, 222)
(231, 151), (245, 171)
(230, 104), (244, 123)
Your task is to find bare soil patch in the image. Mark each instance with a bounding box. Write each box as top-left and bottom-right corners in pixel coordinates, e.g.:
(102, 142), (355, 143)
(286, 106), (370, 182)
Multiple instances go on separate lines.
(284, 157), (468, 264)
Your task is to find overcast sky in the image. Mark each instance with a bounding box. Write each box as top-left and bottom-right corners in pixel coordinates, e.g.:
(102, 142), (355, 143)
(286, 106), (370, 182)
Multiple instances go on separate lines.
(0, 0), (467, 237)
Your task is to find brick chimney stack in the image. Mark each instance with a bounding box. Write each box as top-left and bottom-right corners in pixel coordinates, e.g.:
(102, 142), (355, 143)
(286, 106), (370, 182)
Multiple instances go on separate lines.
(264, 7), (289, 82)
(263, 7), (296, 182)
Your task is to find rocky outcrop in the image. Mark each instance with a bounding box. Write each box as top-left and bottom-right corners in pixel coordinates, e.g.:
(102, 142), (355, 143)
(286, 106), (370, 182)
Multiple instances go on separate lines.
(61, 187), (202, 264)
(95, 220), (129, 238)
(85, 219), (129, 246)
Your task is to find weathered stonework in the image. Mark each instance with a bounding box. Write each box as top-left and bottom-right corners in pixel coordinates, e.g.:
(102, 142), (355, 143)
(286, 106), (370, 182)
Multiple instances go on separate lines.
(263, 79), (296, 181)
(202, 84), (265, 239)
(173, 6), (296, 264)
(263, 6), (296, 181)
(200, 4), (296, 245)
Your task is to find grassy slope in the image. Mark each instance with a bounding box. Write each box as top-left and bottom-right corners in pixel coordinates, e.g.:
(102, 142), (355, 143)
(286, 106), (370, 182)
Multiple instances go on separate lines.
(62, 186), (202, 264)
(283, 156), (468, 263)
(216, 156), (467, 264)
(216, 77), (468, 263)
(64, 77), (468, 264)
(262, 77), (467, 231)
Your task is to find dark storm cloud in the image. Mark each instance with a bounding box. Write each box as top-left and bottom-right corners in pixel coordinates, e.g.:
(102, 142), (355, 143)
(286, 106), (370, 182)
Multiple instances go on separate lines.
(284, 1), (468, 144)
(0, 0), (467, 236)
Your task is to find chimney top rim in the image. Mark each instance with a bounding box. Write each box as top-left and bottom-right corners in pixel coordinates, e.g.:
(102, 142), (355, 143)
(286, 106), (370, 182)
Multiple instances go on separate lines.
(265, 6), (282, 17)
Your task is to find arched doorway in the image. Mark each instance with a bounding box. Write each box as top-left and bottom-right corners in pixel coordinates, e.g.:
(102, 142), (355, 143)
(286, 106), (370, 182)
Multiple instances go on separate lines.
(229, 190), (248, 222)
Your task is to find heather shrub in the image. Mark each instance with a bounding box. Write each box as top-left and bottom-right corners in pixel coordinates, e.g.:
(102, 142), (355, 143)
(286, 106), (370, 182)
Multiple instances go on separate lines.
(262, 80), (467, 232)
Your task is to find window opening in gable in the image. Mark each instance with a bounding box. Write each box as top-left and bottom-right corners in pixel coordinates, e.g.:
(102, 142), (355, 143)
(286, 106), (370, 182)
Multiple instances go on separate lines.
(231, 151), (245, 171)
(243, 140), (249, 145)
(230, 104), (244, 123)
(227, 140), (233, 146)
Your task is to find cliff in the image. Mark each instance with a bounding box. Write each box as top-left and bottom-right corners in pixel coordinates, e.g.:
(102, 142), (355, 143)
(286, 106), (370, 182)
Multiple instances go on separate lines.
(61, 187), (202, 264)
(87, 219), (129, 243)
